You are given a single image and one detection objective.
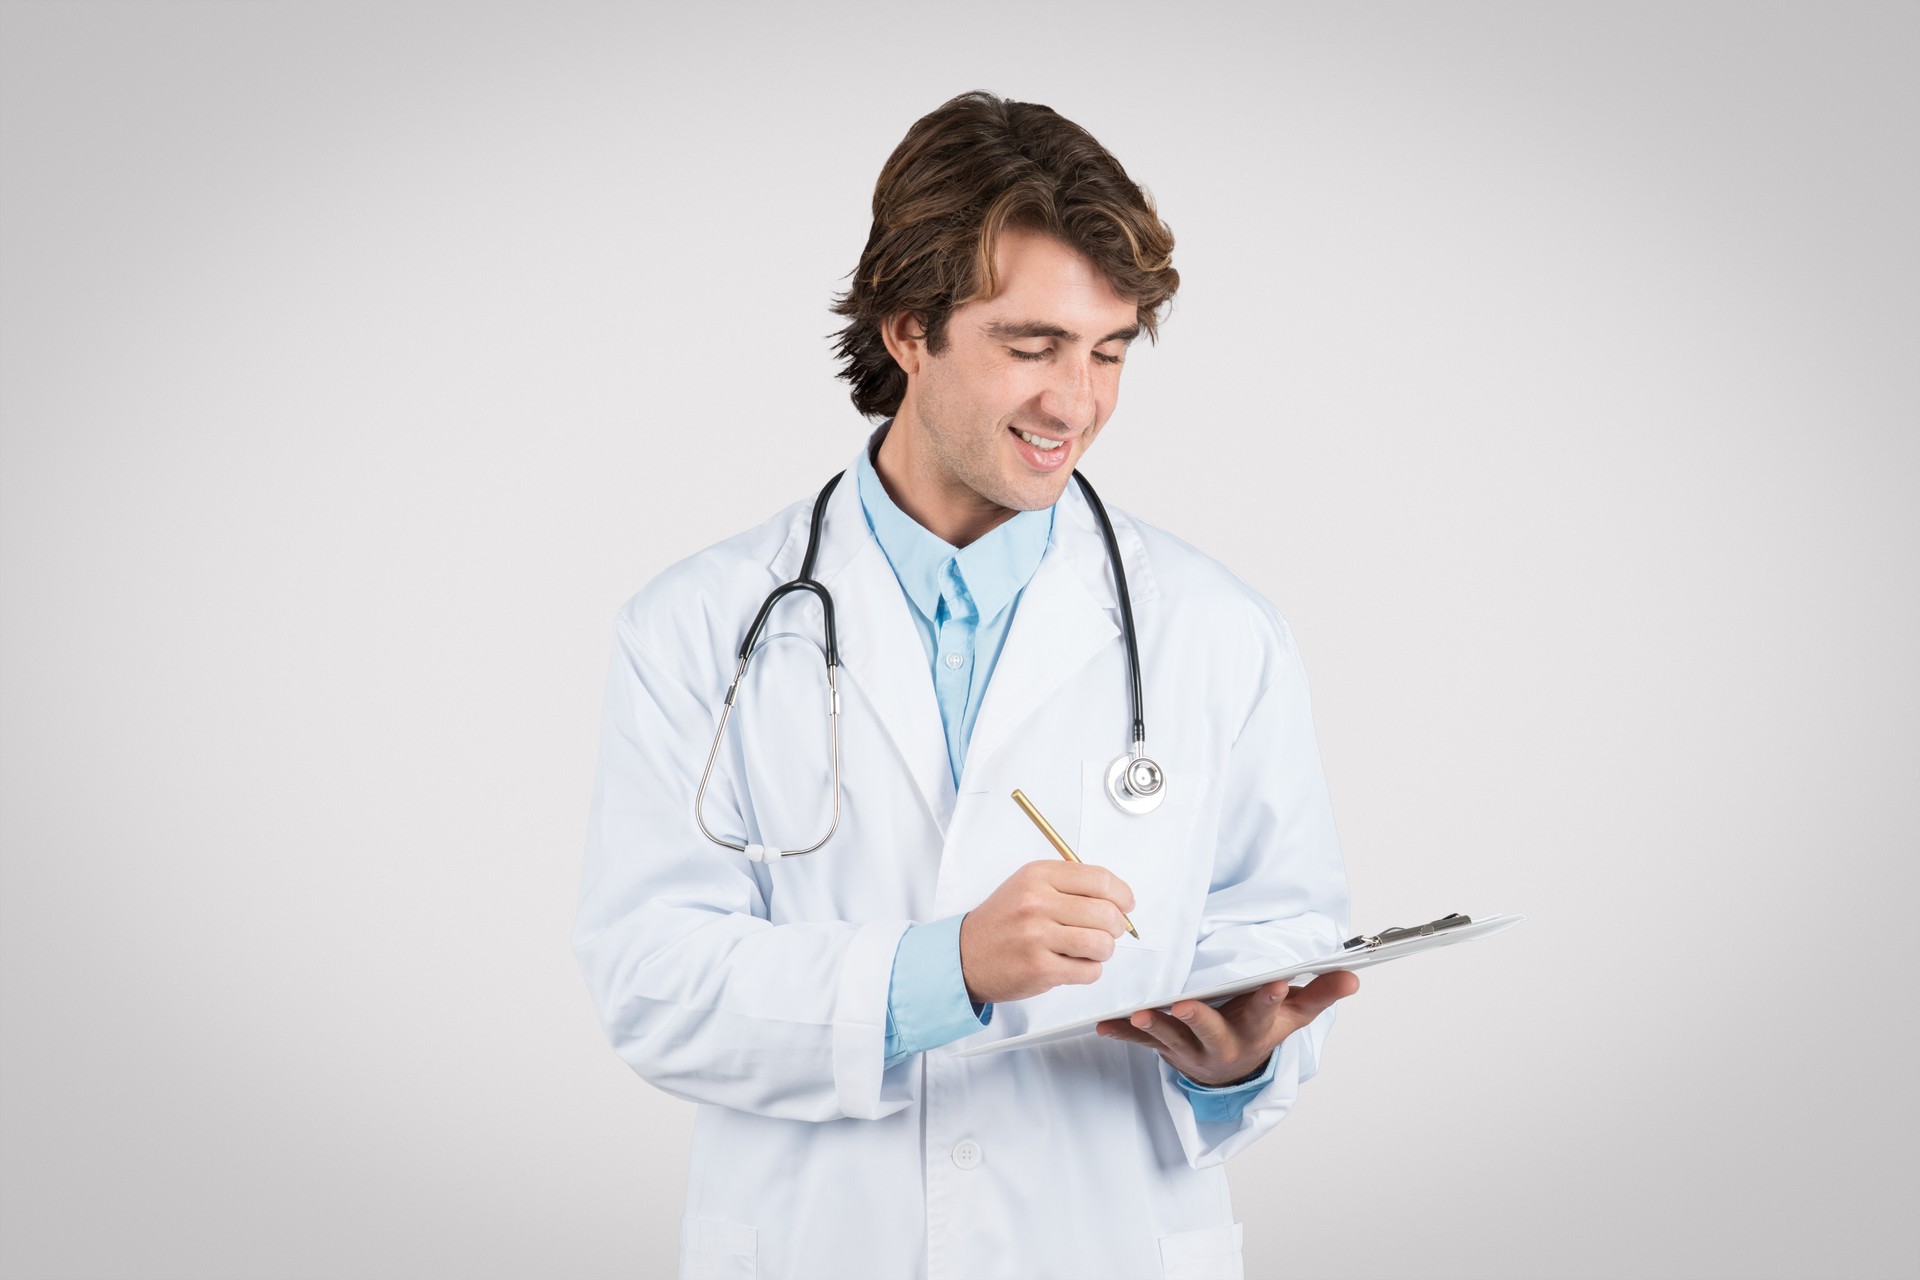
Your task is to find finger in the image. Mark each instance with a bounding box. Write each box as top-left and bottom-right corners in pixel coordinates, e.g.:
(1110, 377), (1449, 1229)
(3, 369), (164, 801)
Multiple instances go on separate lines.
(1047, 955), (1105, 987)
(1283, 970), (1359, 1022)
(1257, 974), (1356, 1038)
(1213, 981), (1289, 1030)
(1238, 980), (1292, 1008)
(1048, 891), (1130, 939)
(1126, 1008), (1200, 1059)
(1216, 976), (1345, 1045)
(1044, 861), (1135, 915)
(1095, 1017), (1159, 1047)
(1050, 924), (1119, 963)
(1165, 999), (1233, 1058)
(1308, 970), (1361, 1000)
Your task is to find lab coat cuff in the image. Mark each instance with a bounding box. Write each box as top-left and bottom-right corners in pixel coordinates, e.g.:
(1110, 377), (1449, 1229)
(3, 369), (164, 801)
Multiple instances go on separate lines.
(1159, 1033), (1307, 1168)
(1174, 1047), (1280, 1123)
(883, 915), (994, 1067)
(832, 919), (914, 1119)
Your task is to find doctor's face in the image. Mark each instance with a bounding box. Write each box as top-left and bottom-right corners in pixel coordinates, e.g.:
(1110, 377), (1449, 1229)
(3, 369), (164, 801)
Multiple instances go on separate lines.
(884, 225), (1140, 536)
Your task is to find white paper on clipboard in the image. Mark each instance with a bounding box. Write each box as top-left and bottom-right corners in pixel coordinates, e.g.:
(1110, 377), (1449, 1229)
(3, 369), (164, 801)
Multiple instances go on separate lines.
(952, 912), (1525, 1059)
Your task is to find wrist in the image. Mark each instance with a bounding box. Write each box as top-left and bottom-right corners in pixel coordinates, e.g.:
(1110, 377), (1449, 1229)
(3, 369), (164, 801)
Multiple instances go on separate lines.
(1185, 1048), (1277, 1090)
(1192, 1065), (1263, 1089)
(958, 911), (981, 1005)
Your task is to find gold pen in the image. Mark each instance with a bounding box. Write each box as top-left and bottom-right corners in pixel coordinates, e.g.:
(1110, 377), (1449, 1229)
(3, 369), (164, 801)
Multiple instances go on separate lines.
(1010, 788), (1140, 941)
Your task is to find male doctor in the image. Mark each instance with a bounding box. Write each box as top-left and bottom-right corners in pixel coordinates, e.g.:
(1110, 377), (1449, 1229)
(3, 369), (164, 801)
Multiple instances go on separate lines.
(574, 91), (1357, 1280)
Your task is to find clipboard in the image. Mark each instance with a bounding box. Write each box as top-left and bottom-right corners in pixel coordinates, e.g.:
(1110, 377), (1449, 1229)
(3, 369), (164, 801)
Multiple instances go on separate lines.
(952, 911), (1525, 1059)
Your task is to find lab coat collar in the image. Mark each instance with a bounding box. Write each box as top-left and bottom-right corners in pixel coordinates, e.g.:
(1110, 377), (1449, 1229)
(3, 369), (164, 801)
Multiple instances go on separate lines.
(766, 432), (1159, 833)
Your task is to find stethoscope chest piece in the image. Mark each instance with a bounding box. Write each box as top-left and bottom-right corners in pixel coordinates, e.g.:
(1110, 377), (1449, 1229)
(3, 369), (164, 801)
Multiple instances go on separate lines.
(1105, 748), (1167, 816)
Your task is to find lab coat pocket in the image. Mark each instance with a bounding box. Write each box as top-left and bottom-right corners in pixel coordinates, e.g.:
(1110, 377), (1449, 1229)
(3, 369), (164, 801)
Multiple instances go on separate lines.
(1158, 1221), (1244, 1280)
(680, 1216), (756, 1279)
(1079, 759), (1204, 956)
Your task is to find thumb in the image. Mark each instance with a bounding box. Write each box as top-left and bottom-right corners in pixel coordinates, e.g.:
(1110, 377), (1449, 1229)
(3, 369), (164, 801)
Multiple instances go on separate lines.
(1280, 970), (1358, 1024)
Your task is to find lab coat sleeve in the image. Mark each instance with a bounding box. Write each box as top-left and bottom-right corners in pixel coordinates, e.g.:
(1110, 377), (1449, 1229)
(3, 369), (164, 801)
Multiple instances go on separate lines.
(1158, 609), (1351, 1167)
(572, 608), (915, 1123)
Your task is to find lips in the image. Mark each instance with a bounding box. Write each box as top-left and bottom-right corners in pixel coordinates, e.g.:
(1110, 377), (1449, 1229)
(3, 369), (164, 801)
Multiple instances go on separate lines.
(1008, 424), (1072, 471)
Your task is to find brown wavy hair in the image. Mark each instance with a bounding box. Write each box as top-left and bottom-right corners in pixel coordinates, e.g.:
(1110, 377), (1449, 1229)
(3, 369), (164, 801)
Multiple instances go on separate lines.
(831, 91), (1180, 419)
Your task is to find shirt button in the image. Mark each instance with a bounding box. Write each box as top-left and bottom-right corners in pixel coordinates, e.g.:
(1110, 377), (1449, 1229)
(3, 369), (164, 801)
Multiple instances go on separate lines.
(951, 1140), (983, 1170)
(944, 652), (964, 670)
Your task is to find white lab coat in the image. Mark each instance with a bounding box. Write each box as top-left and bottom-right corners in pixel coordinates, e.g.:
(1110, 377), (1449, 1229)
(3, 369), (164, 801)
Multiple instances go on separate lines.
(574, 446), (1350, 1280)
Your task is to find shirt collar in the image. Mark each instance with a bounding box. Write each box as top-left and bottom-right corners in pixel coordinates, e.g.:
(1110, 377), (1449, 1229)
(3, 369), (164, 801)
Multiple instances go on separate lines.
(854, 422), (1055, 624)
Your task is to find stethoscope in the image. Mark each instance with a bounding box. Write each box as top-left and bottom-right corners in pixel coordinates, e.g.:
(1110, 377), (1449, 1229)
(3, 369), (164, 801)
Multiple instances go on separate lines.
(695, 469), (1166, 862)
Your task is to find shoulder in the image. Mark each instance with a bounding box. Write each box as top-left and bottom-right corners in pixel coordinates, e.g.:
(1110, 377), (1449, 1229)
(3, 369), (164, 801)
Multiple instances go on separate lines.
(1108, 504), (1302, 669)
(612, 497), (809, 665)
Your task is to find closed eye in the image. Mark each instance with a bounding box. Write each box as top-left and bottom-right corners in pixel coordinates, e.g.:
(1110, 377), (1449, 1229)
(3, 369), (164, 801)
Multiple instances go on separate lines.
(1010, 348), (1126, 365)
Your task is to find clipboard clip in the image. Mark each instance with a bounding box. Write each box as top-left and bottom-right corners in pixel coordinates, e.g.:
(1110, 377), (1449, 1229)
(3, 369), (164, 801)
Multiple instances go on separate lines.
(1343, 912), (1471, 951)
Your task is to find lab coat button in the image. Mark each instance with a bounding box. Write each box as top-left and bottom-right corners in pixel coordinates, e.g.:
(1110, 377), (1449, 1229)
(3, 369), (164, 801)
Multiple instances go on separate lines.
(951, 1140), (982, 1170)
(944, 652), (964, 670)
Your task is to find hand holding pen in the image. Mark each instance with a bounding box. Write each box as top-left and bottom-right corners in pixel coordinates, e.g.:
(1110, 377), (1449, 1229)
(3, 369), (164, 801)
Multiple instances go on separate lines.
(1010, 789), (1138, 939)
(953, 790), (1138, 1005)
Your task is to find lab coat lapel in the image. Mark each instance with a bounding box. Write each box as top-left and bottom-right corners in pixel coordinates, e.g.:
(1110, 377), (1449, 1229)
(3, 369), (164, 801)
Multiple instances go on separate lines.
(772, 460), (957, 836)
(829, 540), (959, 833)
(959, 507), (1119, 787)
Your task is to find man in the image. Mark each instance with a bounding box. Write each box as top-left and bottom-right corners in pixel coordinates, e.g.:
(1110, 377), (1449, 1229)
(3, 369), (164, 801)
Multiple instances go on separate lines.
(574, 91), (1355, 1280)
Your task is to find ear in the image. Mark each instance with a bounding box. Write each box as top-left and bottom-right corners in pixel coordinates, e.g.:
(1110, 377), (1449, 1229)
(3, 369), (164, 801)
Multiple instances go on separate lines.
(878, 312), (930, 378)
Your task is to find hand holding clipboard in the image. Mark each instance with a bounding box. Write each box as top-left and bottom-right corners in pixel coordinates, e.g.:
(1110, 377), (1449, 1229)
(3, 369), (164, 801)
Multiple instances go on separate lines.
(954, 912), (1525, 1060)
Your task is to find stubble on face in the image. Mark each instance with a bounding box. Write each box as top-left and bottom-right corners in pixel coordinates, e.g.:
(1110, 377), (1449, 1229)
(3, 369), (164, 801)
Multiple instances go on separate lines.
(916, 360), (1060, 519)
(878, 226), (1139, 547)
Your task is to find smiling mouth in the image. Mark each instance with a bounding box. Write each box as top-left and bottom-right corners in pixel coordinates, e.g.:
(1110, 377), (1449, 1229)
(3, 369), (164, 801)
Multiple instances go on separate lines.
(1012, 427), (1067, 452)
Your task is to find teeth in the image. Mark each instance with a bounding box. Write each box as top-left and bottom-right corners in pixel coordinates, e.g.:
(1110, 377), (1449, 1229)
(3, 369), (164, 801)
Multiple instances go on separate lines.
(1016, 429), (1065, 451)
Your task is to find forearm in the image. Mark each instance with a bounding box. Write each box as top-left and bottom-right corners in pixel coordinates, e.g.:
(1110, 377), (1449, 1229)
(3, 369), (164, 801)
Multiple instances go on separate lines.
(576, 898), (913, 1121)
(575, 609), (918, 1123)
(882, 914), (993, 1068)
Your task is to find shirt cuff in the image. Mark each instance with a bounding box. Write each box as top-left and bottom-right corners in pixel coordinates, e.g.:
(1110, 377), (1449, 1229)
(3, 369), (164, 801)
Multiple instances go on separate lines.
(1174, 1047), (1280, 1123)
(882, 914), (994, 1068)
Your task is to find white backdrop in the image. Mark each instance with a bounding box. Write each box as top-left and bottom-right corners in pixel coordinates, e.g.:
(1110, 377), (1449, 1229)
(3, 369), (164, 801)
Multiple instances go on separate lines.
(2, 3), (1914, 1277)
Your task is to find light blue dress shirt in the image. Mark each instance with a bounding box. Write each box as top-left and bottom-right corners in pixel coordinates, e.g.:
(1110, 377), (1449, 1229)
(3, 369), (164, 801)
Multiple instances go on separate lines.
(853, 434), (1052, 792)
(858, 430), (1275, 1117)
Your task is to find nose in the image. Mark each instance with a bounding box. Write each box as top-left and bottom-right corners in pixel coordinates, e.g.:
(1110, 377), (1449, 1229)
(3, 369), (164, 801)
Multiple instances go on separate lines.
(1037, 354), (1097, 432)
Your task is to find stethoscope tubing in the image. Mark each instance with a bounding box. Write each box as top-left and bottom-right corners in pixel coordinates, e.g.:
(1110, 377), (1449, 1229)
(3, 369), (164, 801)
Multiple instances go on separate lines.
(1068, 471), (1145, 751)
(695, 466), (1154, 861)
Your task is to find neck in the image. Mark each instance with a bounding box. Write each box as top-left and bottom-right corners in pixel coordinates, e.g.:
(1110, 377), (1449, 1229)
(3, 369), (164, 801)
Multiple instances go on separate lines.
(873, 411), (1017, 548)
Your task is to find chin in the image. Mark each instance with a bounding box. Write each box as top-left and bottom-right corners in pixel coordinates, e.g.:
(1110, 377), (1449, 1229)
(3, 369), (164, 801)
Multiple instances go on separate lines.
(1006, 475), (1073, 512)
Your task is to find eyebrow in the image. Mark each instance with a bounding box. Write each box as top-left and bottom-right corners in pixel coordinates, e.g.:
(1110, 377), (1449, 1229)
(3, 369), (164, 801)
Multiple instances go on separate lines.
(985, 320), (1141, 345)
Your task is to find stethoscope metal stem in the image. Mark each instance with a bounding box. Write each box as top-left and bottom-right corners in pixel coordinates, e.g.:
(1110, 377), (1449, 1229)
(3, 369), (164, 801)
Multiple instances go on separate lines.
(695, 651), (844, 862)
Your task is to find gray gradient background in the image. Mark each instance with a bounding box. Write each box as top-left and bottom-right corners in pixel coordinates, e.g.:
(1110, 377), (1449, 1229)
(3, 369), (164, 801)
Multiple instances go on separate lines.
(1, 3), (1914, 1277)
